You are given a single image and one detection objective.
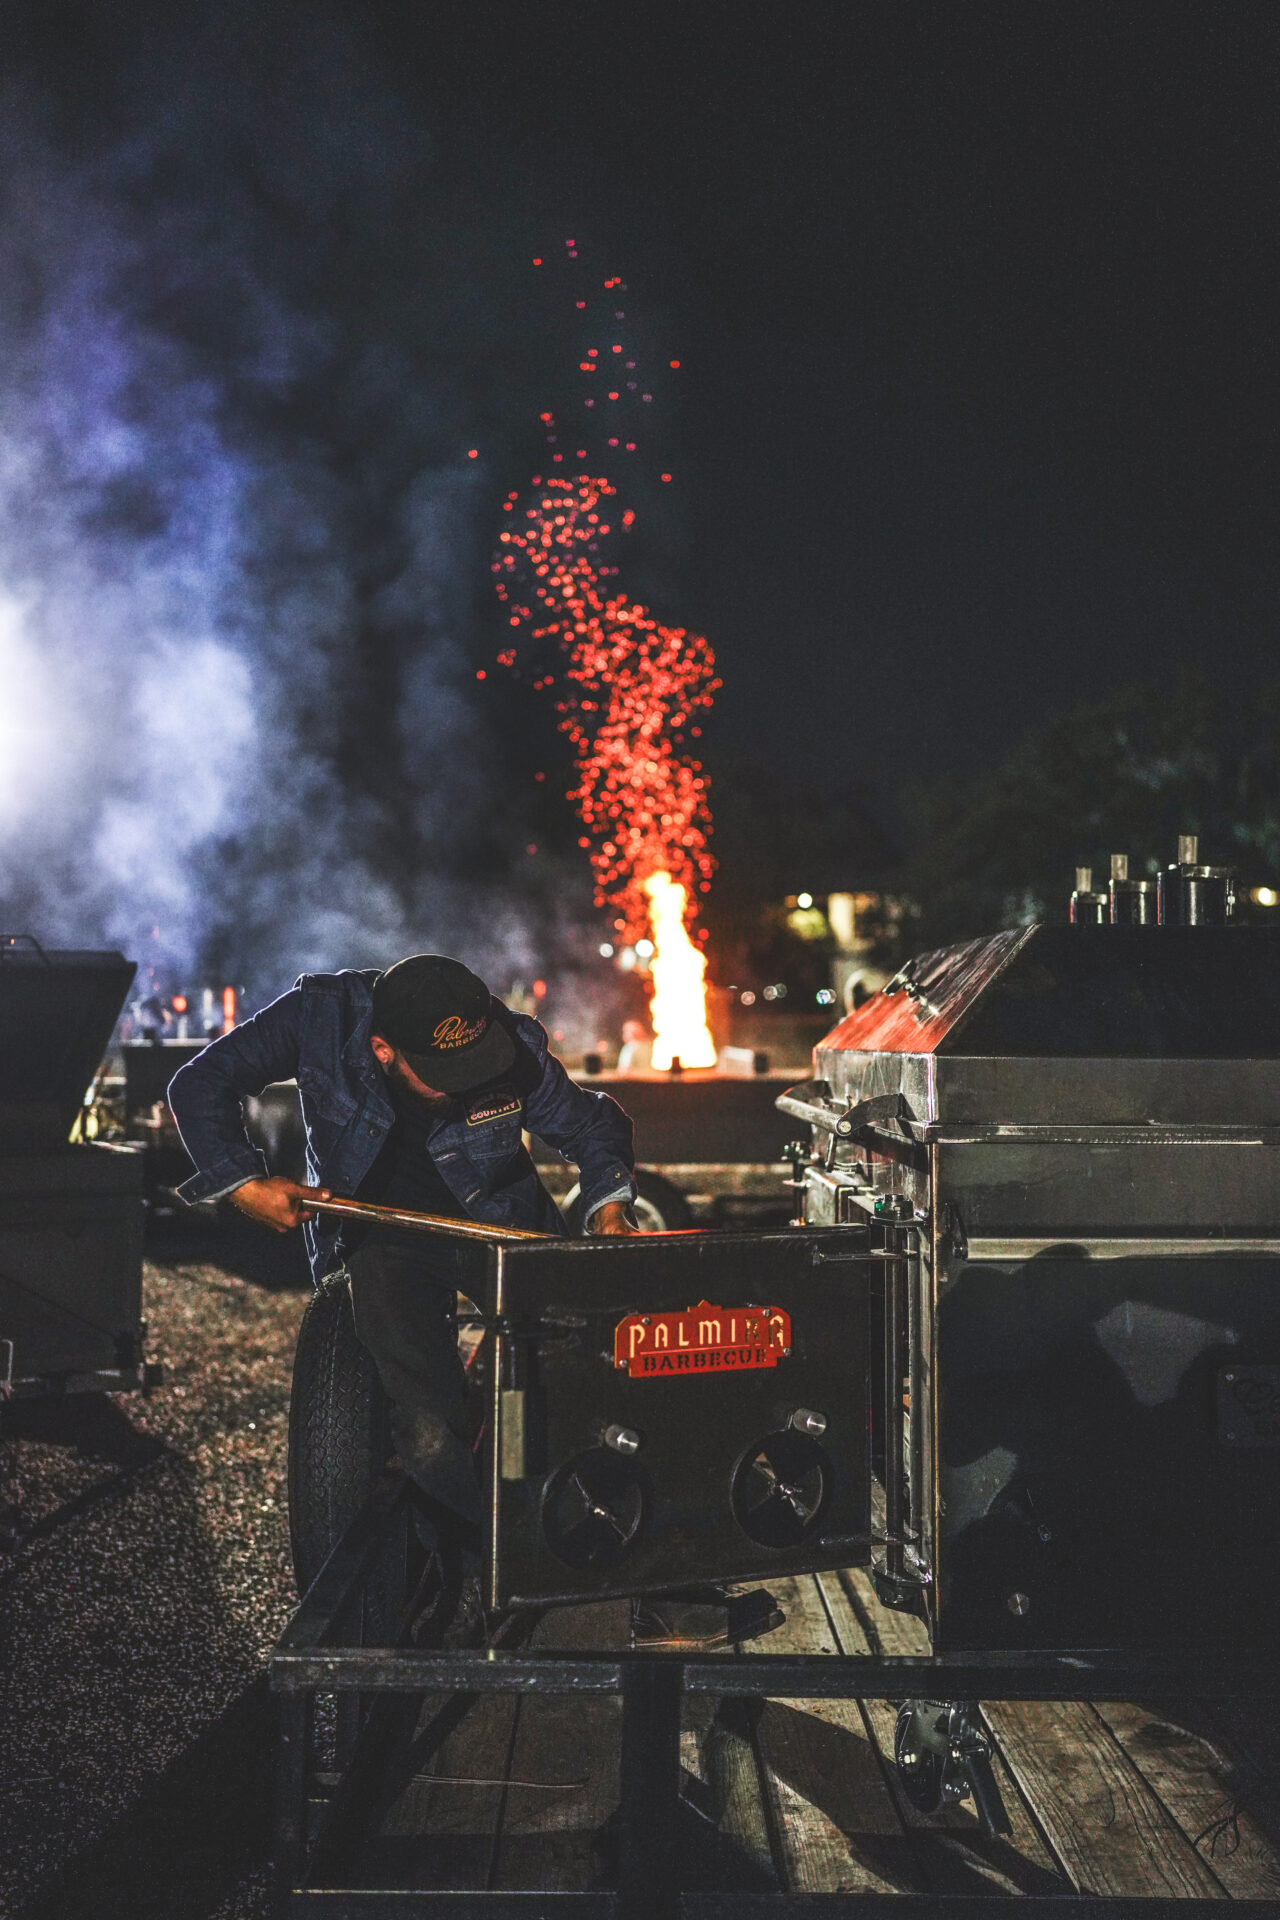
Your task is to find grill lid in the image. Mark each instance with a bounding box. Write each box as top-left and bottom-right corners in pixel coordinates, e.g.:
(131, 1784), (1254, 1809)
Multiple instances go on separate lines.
(796, 927), (1280, 1132)
(818, 926), (1280, 1060)
(0, 939), (136, 1152)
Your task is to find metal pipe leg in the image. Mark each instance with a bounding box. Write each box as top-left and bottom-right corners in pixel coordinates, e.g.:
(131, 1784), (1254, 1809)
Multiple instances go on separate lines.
(274, 1690), (312, 1902)
(882, 1229), (907, 1578)
(617, 1660), (683, 1920)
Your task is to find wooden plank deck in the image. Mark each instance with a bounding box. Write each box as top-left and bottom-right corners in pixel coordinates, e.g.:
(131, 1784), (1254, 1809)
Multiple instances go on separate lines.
(345, 1572), (1280, 1902)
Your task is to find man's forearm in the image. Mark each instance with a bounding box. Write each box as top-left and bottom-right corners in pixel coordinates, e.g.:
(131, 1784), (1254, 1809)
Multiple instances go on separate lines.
(169, 988), (304, 1203)
(586, 1198), (636, 1236)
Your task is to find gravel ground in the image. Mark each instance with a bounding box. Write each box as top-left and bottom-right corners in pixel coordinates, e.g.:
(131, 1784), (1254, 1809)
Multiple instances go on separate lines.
(0, 1222), (309, 1920)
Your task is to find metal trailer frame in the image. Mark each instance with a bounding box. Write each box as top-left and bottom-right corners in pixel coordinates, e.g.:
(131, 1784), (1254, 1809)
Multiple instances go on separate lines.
(269, 1471), (1280, 1920)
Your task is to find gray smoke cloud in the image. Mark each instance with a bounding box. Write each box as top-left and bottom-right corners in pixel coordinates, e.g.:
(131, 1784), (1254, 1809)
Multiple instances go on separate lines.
(0, 19), (595, 1012)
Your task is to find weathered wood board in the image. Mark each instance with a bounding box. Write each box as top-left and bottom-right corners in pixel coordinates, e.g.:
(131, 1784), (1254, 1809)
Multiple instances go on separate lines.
(351, 1568), (1280, 1904)
(488, 1599), (630, 1892)
(985, 1698), (1226, 1900)
(749, 1574), (924, 1894)
(1095, 1699), (1280, 1900)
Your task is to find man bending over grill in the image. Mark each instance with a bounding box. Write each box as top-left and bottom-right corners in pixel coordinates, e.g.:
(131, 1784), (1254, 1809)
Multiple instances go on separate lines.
(168, 955), (637, 1623)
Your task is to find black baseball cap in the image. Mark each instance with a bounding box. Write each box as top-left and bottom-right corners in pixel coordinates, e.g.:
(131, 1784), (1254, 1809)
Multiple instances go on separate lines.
(371, 955), (516, 1093)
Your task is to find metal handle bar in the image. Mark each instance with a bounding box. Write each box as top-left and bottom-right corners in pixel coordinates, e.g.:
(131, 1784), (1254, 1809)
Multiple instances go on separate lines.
(306, 1196), (554, 1243)
(0, 933), (52, 966)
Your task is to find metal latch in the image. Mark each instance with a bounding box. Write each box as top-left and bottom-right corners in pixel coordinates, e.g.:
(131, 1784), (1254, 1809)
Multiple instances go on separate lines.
(940, 1200), (968, 1263)
(834, 1092), (910, 1138)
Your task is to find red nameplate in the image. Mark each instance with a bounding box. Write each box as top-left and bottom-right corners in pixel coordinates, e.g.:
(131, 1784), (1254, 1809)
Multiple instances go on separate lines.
(613, 1301), (792, 1380)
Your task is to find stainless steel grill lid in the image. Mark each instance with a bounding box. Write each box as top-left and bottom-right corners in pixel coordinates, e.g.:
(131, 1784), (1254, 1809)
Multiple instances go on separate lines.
(800, 926), (1280, 1130)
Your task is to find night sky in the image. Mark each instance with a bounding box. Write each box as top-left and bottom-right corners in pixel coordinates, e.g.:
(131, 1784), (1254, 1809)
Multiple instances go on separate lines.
(5, 1), (1280, 980)
(393, 1), (1280, 812)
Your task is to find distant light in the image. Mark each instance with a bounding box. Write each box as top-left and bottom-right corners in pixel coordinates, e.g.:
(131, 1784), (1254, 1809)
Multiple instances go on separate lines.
(635, 937), (654, 958)
(533, 979), (547, 998)
(467, 449), (478, 459)
(660, 473), (672, 483)
(599, 942), (615, 958)
(171, 995), (188, 1013)
(740, 990), (757, 1006)
(796, 892), (813, 909)
(475, 669), (486, 680)
(773, 982), (788, 999)
(763, 985), (777, 1002)
(816, 988), (835, 1005)
(670, 360), (681, 369)
(1253, 887), (1279, 907)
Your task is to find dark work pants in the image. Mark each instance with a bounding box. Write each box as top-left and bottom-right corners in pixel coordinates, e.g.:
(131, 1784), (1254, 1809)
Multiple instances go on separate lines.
(344, 1236), (484, 1544)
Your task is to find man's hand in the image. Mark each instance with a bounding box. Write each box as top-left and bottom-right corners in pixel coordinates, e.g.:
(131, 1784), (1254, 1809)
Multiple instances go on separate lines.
(590, 1200), (637, 1237)
(230, 1176), (331, 1233)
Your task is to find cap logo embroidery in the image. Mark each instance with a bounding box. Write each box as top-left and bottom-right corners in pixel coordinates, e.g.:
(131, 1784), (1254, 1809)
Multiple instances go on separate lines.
(433, 1013), (487, 1050)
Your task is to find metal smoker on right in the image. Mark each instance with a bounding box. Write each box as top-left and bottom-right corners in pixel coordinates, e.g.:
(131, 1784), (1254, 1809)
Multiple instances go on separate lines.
(780, 836), (1280, 1819)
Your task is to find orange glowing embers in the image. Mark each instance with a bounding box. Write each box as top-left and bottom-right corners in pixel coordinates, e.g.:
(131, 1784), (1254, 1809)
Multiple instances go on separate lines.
(492, 471), (718, 933)
(493, 258), (718, 1066)
(493, 474), (719, 1062)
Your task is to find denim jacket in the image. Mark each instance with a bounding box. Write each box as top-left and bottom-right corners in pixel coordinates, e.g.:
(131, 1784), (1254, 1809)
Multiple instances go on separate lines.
(168, 968), (636, 1281)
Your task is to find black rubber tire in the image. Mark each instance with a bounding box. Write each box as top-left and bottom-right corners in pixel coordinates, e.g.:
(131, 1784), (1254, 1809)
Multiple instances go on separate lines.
(565, 1167), (694, 1236)
(288, 1271), (392, 1601)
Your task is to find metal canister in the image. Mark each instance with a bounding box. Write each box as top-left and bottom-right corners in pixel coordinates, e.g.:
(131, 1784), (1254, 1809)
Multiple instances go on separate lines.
(1177, 867), (1236, 924)
(1157, 835), (1236, 925)
(1108, 855), (1156, 926)
(1069, 867), (1109, 925)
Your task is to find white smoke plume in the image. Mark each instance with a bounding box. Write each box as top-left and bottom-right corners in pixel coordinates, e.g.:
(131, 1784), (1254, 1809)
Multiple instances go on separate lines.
(0, 21), (590, 1010)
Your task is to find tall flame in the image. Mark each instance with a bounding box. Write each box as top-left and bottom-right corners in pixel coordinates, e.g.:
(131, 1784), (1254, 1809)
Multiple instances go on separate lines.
(644, 871), (716, 1070)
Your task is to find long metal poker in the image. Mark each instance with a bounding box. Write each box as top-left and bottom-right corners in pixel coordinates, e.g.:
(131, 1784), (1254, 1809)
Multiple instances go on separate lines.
(305, 1196), (554, 1243)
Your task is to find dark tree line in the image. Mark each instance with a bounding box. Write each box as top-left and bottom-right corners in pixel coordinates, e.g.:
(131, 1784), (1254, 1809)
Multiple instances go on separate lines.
(897, 669), (1280, 952)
